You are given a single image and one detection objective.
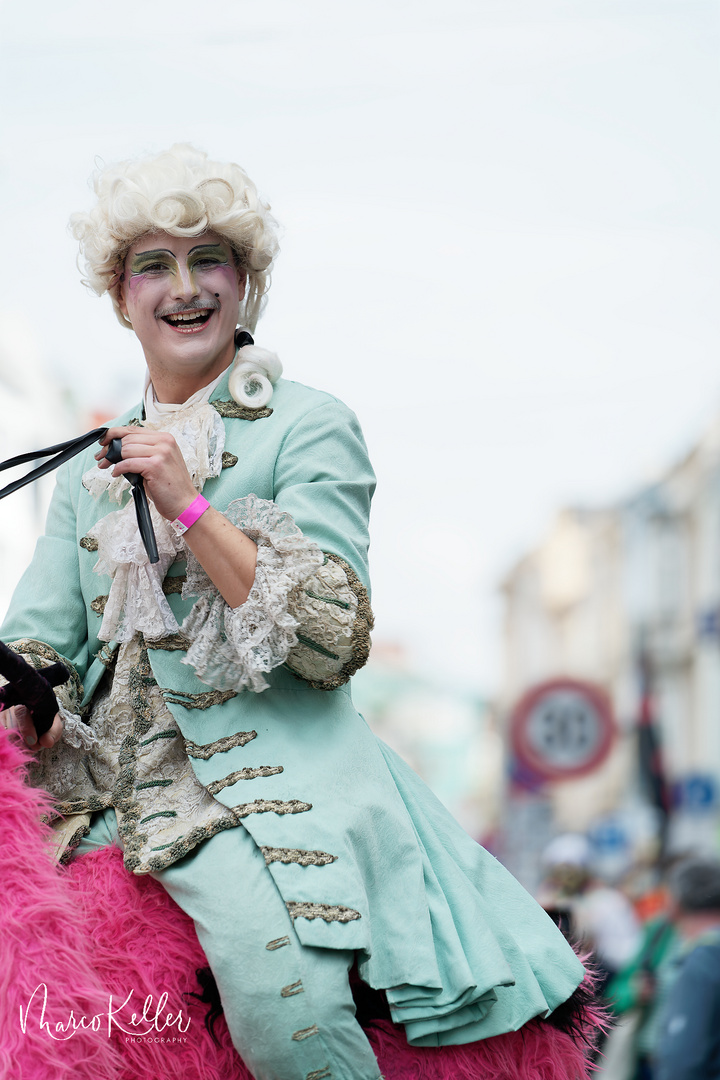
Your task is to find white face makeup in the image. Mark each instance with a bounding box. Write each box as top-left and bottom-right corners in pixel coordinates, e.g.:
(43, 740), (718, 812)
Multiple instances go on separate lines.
(118, 230), (246, 397)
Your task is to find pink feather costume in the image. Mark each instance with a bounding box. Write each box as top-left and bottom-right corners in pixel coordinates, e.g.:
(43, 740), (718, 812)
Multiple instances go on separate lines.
(0, 728), (603, 1080)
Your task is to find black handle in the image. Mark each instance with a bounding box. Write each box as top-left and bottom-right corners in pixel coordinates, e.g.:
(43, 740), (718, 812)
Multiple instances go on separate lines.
(106, 439), (159, 564)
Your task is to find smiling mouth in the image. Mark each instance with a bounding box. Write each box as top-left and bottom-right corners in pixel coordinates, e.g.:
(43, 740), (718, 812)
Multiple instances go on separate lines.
(161, 310), (213, 332)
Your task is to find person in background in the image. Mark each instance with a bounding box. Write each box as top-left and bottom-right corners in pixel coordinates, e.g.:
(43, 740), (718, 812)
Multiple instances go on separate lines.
(607, 892), (677, 1079)
(654, 855), (720, 1080)
(539, 833), (642, 996)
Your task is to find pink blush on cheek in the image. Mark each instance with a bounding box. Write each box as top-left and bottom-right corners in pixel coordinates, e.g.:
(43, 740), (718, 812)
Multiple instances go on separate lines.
(127, 274), (150, 295)
(208, 264), (239, 287)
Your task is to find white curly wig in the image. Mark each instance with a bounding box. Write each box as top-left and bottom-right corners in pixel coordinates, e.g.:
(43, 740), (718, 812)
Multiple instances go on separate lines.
(70, 144), (279, 332)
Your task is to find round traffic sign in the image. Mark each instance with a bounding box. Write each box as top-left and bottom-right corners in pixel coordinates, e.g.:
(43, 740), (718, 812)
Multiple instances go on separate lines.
(510, 678), (616, 781)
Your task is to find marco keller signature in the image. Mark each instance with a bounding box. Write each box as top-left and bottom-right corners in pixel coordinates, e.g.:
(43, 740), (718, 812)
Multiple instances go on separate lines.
(19, 983), (192, 1040)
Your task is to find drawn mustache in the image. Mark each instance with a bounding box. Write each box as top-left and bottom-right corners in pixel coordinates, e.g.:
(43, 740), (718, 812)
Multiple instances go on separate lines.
(155, 297), (221, 319)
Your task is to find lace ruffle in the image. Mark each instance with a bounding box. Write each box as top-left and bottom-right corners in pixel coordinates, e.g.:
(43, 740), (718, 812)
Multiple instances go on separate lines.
(57, 702), (98, 751)
(89, 506), (185, 642)
(82, 404), (225, 642)
(181, 494), (325, 692)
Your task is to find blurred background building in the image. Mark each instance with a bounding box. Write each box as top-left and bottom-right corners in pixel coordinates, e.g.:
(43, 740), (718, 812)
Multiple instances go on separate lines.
(352, 642), (502, 843)
(500, 410), (720, 891)
(0, 325), (82, 617)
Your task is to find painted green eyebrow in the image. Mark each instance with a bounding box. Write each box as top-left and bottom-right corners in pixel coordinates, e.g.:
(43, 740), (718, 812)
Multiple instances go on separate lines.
(132, 244), (229, 259)
(129, 250), (174, 272)
(189, 244), (229, 257)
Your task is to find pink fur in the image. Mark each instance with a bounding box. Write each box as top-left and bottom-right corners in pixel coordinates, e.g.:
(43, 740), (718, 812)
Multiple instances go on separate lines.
(62, 845), (251, 1080)
(367, 1019), (593, 1079)
(0, 729), (596, 1079)
(0, 730), (121, 1080)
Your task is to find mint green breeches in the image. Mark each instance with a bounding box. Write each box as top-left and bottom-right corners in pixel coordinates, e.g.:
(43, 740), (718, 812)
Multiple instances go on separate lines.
(77, 810), (383, 1080)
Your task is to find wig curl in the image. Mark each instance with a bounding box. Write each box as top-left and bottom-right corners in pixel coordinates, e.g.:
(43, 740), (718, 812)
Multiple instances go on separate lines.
(70, 144), (279, 332)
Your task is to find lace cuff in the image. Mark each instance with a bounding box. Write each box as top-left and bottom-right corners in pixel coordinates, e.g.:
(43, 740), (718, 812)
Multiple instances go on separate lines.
(180, 494), (325, 692)
(88, 504), (186, 643)
(285, 554), (374, 689)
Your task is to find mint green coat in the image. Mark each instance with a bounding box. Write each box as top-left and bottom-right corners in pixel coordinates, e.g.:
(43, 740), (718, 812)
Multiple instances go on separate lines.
(1, 373), (583, 1046)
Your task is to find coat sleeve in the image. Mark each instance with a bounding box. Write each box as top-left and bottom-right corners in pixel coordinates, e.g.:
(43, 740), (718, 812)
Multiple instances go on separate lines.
(1, 460), (90, 695)
(271, 399), (376, 591)
(273, 399), (377, 688)
(181, 398), (377, 692)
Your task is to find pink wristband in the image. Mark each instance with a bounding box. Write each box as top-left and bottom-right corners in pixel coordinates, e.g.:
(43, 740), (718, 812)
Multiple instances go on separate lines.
(173, 494), (210, 534)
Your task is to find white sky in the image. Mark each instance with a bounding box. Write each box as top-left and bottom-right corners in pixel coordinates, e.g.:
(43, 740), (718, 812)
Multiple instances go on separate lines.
(0, 0), (718, 691)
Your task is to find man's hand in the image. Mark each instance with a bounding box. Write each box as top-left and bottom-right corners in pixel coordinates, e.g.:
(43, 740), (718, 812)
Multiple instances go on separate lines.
(0, 704), (63, 749)
(96, 426), (258, 608)
(96, 426), (197, 522)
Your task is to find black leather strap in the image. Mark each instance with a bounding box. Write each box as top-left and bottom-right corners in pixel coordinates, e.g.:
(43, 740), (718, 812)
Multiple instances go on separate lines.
(0, 425), (160, 564)
(0, 427), (108, 500)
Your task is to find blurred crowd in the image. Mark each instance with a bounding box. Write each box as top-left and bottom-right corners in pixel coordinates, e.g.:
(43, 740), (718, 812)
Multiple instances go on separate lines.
(537, 835), (720, 1079)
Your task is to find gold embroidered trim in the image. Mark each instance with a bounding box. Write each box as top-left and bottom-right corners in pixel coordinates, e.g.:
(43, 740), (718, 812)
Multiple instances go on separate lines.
(137, 817), (241, 875)
(206, 765), (284, 794)
(286, 902), (361, 923)
(212, 400), (273, 420)
(221, 452), (238, 468)
(307, 1069), (332, 1080)
(185, 730), (257, 759)
(287, 553), (374, 690)
(79, 535), (99, 551)
(97, 644), (116, 667)
(8, 639), (84, 706)
(291, 1025), (319, 1041)
(161, 688), (237, 710)
(57, 821), (92, 866)
(262, 847), (337, 867)
(139, 729), (179, 746)
(231, 799), (312, 820)
(109, 641), (240, 874)
(266, 936), (291, 951)
(55, 794), (113, 817)
(91, 596), (107, 615)
(127, 651), (154, 727)
(146, 633), (191, 651)
(281, 980), (304, 997)
(162, 576), (186, 595)
(112, 643), (157, 822)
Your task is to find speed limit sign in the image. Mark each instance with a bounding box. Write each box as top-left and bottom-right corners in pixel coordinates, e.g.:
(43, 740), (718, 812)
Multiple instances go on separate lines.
(510, 678), (616, 781)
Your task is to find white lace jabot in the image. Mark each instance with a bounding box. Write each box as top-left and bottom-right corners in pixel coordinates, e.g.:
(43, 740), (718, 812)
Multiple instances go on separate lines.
(82, 373), (227, 644)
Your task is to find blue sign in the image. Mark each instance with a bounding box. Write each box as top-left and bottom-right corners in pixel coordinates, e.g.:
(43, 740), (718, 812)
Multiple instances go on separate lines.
(697, 609), (720, 640)
(588, 819), (628, 854)
(673, 775), (718, 812)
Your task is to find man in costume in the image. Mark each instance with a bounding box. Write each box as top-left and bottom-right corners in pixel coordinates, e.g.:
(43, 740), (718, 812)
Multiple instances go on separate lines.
(1, 145), (587, 1080)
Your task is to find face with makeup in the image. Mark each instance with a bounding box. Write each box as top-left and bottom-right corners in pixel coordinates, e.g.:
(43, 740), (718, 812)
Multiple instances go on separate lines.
(117, 230), (246, 397)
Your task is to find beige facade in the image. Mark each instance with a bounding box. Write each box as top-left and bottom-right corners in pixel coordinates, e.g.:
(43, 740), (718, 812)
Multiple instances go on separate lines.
(500, 415), (720, 872)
